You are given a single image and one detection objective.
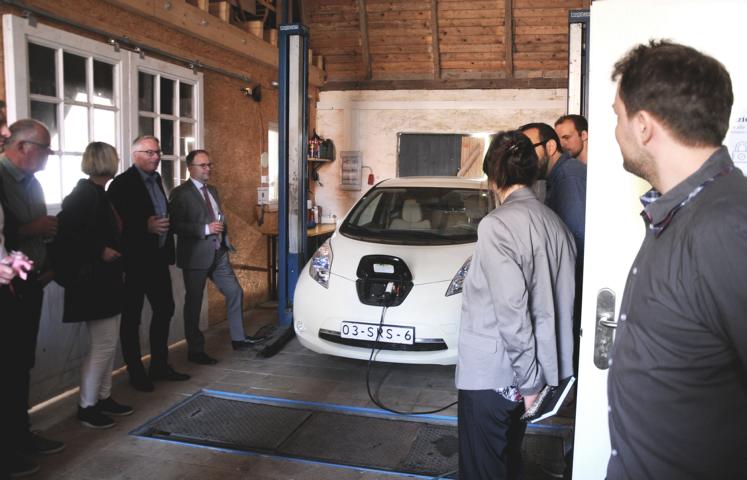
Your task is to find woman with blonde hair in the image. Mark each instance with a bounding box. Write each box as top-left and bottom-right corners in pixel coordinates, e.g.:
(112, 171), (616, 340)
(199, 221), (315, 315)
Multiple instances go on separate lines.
(54, 141), (133, 428)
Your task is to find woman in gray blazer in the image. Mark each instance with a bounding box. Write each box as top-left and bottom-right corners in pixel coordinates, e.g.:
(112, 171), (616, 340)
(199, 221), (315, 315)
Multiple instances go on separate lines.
(456, 130), (576, 479)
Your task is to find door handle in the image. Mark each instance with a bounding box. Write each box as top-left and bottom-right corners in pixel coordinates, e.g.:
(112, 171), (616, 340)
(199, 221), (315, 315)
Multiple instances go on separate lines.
(593, 288), (617, 370)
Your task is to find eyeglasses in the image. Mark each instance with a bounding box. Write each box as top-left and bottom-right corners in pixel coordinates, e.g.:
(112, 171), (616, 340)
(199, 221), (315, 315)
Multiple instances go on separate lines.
(23, 140), (52, 152)
(135, 149), (162, 157)
(191, 163), (212, 169)
(532, 141), (548, 148)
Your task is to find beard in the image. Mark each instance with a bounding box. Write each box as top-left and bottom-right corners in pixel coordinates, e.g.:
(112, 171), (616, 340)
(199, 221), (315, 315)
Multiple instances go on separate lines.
(621, 145), (657, 185)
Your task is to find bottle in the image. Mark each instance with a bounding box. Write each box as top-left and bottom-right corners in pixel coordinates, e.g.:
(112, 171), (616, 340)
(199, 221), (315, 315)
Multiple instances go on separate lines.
(307, 199), (316, 228)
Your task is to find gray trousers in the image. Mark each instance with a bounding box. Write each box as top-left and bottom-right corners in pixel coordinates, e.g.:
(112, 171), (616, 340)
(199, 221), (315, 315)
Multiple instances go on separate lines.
(182, 248), (245, 354)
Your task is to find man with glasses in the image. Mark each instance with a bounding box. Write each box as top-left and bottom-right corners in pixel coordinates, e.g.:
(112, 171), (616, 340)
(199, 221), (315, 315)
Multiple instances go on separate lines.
(0, 119), (65, 477)
(520, 122), (586, 375)
(169, 150), (266, 365)
(108, 135), (189, 392)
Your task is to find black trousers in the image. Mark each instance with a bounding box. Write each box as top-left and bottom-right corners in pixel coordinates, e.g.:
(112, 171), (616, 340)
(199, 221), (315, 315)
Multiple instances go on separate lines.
(120, 262), (175, 375)
(0, 278), (43, 446)
(458, 389), (527, 480)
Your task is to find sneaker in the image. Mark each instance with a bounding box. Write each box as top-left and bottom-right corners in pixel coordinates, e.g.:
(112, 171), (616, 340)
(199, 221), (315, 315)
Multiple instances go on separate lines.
(18, 432), (65, 455)
(96, 397), (134, 416)
(77, 405), (115, 429)
(9, 452), (39, 478)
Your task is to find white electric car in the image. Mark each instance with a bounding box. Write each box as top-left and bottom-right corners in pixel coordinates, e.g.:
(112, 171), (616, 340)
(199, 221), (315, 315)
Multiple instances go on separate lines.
(293, 177), (492, 365)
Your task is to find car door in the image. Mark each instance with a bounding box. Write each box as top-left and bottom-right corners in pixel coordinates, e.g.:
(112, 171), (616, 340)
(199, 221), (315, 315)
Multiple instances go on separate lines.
(572, 1), (747, 478)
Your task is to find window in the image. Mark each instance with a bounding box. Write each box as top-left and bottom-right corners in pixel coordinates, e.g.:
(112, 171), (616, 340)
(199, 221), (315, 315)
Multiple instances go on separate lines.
(2, 14), (204, 205)
(24, 43), (119, 204)
(268, 122), (279, 203)
(136, 68), (198, 192)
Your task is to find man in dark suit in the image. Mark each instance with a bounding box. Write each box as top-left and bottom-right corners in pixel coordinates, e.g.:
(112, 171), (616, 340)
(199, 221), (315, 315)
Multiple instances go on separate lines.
(108, 135), (189, 392)
(169, 150), (265, 365)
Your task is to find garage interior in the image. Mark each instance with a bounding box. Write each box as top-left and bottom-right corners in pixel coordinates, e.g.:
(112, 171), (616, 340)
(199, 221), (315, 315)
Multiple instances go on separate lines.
(2, 0), (589, 478)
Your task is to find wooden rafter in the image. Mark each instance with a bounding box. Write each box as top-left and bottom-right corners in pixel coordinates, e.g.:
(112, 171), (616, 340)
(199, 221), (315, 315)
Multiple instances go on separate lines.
(357, 0), (372, 80)
(430, 0), (441, 79)
(504, 0), (514, 77)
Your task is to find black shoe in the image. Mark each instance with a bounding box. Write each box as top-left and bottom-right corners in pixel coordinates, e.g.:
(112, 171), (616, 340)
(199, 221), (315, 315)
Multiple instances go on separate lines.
(232, 335), (268, 350)
(18, 432), (65, 455)
(187, 352), (218, 365)
(129, 373), (155, 392)
(96, 397), (134, 416)
(77, 405), (115, 429)
(149, 365), (191, 381)
(9, 452), (39, 478)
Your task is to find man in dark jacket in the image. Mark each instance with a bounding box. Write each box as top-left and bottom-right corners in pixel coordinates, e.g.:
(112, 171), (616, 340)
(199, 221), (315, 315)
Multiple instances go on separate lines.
(108, 135), (189, 392)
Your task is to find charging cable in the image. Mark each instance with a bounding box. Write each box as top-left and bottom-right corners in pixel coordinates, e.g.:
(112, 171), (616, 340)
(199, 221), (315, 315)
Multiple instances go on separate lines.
(365, 282), (458, 415)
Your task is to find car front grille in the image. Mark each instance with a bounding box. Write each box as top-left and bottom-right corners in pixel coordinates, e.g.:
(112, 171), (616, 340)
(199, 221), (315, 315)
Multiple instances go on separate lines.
(318, 329), (448, 351)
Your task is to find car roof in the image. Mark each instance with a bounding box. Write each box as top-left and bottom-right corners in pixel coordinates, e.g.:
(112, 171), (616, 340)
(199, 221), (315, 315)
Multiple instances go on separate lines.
(375, 176), (487, 189)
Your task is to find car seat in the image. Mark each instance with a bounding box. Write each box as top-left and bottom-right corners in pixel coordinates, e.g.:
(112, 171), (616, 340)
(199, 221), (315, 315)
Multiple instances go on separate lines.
(390, 199), (432, 230)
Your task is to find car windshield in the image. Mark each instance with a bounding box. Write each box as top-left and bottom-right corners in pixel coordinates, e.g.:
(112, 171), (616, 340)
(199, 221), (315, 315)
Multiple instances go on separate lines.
(339, 186), (494, 245)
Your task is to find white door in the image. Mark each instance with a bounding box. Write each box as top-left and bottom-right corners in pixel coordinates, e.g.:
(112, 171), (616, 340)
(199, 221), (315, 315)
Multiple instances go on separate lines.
(572, 1), (747, 478)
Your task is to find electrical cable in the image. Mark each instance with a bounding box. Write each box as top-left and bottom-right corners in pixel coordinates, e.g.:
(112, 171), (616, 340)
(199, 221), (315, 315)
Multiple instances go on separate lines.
(364, 284), (458, 416)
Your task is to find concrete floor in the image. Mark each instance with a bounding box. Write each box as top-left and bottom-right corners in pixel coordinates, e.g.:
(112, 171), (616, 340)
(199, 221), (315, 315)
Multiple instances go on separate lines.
(27, 307), (567, 479)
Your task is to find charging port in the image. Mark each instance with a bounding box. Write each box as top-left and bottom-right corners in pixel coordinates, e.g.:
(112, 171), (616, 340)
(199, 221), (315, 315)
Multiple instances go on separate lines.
(355, 255), (413, 307)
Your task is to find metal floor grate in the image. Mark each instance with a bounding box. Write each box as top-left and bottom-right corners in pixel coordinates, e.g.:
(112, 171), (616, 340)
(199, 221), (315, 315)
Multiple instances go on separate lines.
(132, 390), (459, 478)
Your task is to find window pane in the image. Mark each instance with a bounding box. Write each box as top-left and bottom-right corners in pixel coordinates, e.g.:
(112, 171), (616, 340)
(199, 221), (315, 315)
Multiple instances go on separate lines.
(93, 108), (116, 145)
(160, 119), (174, 155)
(61, 155), (85, 199)
(63, 104), (89, 152)
(93, 60), (114, 106)
(28, 43), (56, 97)
(138, 72), (154, 112)
(160, 77), (174, 115)
(180, 83), (193, 118)
(139, 116), (154, 137)
(160, 159), (175, 193)
(30, 101), (59, 150)
(180, 160), (188, 181)
(63, 52), (87, 102)
(35, 155), (61, 204)
(180, 122), (195, 156)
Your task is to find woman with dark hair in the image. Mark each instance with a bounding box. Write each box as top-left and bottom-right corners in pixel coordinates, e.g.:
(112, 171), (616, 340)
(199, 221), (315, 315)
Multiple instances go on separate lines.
(455, 130), (576, 479)
(55, 142), (133, 429)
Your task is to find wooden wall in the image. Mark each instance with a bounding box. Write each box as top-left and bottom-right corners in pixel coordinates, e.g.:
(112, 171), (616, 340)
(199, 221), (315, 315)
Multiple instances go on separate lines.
(306, 0), (589, 90)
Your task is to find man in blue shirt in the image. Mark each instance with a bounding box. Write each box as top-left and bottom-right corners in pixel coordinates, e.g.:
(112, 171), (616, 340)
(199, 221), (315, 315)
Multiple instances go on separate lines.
(520, 122), (586, 374)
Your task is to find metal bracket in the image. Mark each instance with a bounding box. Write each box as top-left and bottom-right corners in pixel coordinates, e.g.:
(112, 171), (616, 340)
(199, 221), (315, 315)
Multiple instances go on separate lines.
(22, 10), (37, 27)
(593, 288), (617, 369)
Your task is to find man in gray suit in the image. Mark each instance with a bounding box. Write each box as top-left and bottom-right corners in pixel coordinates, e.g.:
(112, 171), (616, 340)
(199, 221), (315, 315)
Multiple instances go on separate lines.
(169, 150), (265, 365)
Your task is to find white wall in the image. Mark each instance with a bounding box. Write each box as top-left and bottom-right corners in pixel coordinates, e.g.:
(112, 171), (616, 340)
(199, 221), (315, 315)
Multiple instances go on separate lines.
(313, 88), (567, 220)
(31, 268), (206, 405)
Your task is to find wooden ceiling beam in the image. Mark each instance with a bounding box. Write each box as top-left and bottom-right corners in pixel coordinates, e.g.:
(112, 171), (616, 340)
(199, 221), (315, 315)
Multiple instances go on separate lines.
(321, 77), (565, 91)
(100, 0), (325, 86)
(357, 0), (372, 80)
(504, 0), (514, 77)
(430, 0), (441, 79)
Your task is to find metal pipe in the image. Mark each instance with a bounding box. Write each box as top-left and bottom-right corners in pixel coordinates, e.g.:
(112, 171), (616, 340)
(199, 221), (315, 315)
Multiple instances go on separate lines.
(2, 0), (255, 83)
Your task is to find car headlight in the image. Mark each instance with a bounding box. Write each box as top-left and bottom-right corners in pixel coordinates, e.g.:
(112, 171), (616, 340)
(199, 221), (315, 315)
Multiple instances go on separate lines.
(445, 256), (471, 296)
(309, 239), (333, 288)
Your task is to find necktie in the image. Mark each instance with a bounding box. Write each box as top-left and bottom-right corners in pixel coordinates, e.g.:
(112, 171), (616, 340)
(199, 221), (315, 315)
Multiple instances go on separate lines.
(202, 186), (220, 250)
(201, 185), (216, 220)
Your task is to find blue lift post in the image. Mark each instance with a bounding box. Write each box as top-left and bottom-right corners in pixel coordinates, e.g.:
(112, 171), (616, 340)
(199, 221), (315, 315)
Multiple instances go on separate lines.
(277, 24), (309, 329)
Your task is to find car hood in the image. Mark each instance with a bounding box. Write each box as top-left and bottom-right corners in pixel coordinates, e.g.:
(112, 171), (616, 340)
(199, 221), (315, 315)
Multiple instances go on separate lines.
(328, 233), (475, 284)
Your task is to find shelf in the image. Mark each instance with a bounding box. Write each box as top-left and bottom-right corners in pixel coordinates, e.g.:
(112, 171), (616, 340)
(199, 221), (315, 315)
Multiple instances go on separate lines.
(308, 157), (333, 162)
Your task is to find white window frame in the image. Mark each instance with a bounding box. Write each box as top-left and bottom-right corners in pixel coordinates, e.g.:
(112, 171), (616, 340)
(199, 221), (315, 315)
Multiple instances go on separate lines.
(2, 14), (205, 207)
(130, 55), (204, 190)
(3, 14), (128, 210)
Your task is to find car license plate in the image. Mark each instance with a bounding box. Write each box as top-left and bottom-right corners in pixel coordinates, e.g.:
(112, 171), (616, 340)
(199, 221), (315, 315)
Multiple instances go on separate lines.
(340, 321), (414, 345)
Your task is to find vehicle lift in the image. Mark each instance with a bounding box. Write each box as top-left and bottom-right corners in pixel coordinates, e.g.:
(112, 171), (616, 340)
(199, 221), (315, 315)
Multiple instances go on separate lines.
(259, 23), (309, 356)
